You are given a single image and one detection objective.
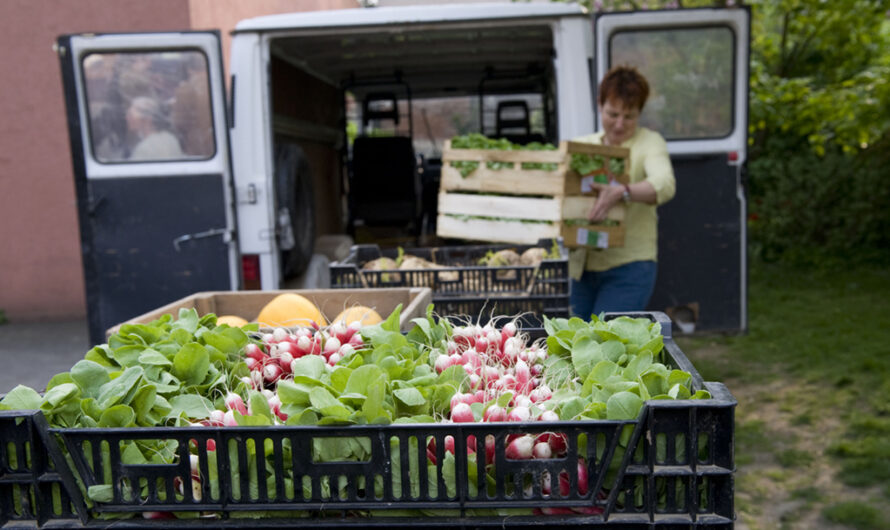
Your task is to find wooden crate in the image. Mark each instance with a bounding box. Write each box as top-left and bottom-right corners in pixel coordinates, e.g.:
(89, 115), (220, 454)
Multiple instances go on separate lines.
(106, 287), (433, 337)
(437, 140), (630, 248)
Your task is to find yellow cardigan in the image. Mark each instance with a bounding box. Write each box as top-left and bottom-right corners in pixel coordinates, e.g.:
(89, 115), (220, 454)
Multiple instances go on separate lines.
(571, 127), (676, 274)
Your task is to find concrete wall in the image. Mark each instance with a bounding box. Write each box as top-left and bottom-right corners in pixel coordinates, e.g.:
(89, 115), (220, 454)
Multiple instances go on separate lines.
(0, 0), (355, 323)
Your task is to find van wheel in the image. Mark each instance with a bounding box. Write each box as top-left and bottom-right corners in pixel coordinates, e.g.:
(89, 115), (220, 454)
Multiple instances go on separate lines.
(275, 140), (316, 279)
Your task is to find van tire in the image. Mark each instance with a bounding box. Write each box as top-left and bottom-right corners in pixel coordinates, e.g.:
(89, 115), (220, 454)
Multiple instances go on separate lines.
(275, 140), (316, 280)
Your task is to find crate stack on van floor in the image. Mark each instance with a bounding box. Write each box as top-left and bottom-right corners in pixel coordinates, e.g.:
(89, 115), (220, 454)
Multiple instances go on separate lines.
(329, 238), (570, 330)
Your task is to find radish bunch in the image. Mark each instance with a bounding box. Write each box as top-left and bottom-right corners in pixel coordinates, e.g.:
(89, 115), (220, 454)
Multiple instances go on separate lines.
(424, 320), (572, 467)
(241, 322), (366, 390)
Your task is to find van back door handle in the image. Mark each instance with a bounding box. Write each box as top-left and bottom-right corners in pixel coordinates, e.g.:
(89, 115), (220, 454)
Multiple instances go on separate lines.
(173, 228), (231, 251)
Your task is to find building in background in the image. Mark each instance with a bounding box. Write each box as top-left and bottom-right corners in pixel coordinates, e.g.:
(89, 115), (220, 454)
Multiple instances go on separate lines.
(0, 0), (355, 322)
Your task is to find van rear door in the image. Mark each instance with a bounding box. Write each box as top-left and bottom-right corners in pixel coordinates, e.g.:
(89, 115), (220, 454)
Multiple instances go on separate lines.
(594, 8), (751, 333)
(57, 31), (238, 344)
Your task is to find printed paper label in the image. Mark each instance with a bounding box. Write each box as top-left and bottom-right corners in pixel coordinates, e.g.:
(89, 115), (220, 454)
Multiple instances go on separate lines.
(580, 175), (595, 194)
(576, 228), (609, 249)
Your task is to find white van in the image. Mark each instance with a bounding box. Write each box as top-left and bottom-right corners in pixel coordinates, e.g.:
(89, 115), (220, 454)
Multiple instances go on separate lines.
(57, 3), (750, 343)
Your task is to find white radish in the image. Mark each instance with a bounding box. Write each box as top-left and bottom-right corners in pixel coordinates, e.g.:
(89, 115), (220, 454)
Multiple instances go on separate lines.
(450, 402), (475, 423)
(505, 435), (535, 460)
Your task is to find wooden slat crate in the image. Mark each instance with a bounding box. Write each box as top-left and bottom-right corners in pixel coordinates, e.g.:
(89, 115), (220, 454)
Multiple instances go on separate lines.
(437, 140), (630, 248)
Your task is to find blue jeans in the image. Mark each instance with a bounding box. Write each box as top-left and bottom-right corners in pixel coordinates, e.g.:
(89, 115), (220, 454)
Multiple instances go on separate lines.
(570, 261), (657, 320)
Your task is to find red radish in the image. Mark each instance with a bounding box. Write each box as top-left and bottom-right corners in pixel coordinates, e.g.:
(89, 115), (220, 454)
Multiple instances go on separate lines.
(448, 352), (462, 366)
(261, 333), (275, 343)
(483, 405), (507, 422)
(460, 348), (481, 367)
(505, 435), (535, 460)
(502, 321), (517, 339)
(538, 409), (560, 422)
(474, 336), (489, 354)
(483, 365), (500, 382)
(529, 384), (552, 403)
(240, 375), (252, 387)
(338, 344), (355, 359)
(263, 363), (283, 383)
(225, 393), (248, 415)
(272, 327), (289, 342)
(244, 357), (259, 370)
(450, 402), (475, 423)
(514, 360), (531, 392)
(533, 441), (553, 459)
(278, 351), (294, 372)
(434, 354), (451, 374)
(208, 409), (226, 426)
(323, 337), (341, 356)
(223, 410), (238, 427)
(346, 321), (362, 339)
(513, 394), (532, 410)
(329, 323), (348, 343)
(348, 333), (364, 348)
(245, 344), (267, 363)
(142, 511), (176, 520)
(328, 352), (342, 365)
(558, 460), (589, 496)
(507, 406), (531, 422)
(295, 335), (312, 357)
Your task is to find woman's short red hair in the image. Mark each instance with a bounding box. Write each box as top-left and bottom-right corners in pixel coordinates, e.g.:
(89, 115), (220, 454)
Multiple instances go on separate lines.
(598, 65), (650, 111)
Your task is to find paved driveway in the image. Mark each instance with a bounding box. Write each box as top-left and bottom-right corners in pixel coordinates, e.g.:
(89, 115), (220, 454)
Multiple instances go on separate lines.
(0, 320), (90, 394)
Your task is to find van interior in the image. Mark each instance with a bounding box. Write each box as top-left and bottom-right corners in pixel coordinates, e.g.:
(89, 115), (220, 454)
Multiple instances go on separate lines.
(267, 20), (563, 281)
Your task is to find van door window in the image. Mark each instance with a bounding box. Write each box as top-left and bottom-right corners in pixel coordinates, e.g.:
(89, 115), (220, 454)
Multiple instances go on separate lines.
(609, 27), (735, 140)
(82, 50), (215, 163)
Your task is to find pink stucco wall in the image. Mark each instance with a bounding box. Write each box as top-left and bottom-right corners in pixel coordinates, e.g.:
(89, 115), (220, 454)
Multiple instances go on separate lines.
(0, 0), (192, 322)
(0, 0), (355, 323)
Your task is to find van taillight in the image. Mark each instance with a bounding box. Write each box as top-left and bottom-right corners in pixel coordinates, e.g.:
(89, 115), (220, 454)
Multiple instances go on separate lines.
(241, 254), (261, 290)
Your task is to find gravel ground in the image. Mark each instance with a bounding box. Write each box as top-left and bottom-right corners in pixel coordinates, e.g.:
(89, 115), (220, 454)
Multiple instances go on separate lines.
(0, 319), (90, 394)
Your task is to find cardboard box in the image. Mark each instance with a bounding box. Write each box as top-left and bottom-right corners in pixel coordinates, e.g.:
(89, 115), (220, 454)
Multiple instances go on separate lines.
(106, 287), (432, 337)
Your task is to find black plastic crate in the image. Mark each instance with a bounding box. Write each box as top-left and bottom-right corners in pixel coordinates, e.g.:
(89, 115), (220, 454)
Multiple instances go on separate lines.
(330, 238), (570, 327)
(1, 312), (735, 528)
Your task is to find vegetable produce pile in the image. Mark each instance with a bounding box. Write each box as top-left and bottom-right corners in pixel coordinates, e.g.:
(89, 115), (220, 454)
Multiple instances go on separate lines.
(0, 305), (710, 521)
(448, 133), (625, 178)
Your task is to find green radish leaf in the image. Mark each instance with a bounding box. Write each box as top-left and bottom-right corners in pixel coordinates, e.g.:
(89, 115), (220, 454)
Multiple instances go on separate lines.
(172, 308), (200, 334)
(235, 412), (273, 426)
(381, 304), (402, 332)
(249, 391), (273, 420)
(345, 364), (384, 396)
(668, 370), (692, 390)
(639, 370), (666, 397)
(70, 360), (111, 398)
(692, 389), (711, 400)
(623, 350), (653, 380)
(309, 387), (348, 414)
(172, 343), (210, 387)
(292, 355), (325, 380)
(571, 333), (602, 380)
(168, 394), (213, 419)
(668, 383), (692, 400)
(330, 367), (353, 393)
(277, 380), (312, 406)
(558, 396), (587, 420)
(362, 382), (389, 423)
(85, 345), (116, 368)
(201, 330), (238, 355)
(636, 375), (651, 401)
(137, 348), (171, 366)
(112, 345), (145, 367)
(88, 484), (114, 503)
(130, 385), (157, 424)
(0, 385), (42, 411)
(437, 365), (466, 388)
(80, 398), (103, 420)
(338, 392), (367, 407)
(600, 340), (625, 362)
(98, 404), (136, 427)
(41, 383), (80, 410)
(608, 317), (651, 345)
(606, 391), (644, 420)
(639, 335), (664, 356)
(121, 442), (148, 465)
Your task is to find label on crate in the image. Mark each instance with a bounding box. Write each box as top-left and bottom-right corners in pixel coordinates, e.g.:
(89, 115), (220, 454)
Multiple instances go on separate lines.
(580, 175), (595, 193)
(576, 228), (609, 249)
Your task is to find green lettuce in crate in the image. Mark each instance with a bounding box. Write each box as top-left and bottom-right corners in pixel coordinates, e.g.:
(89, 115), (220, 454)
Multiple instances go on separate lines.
(449, 133), (559, 177)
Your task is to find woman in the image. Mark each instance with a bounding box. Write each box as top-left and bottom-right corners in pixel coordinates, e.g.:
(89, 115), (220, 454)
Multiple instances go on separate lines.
(570, 65), (676, 319)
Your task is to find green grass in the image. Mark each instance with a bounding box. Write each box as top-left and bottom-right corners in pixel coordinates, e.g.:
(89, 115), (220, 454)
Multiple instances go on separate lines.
(678, 259), (890, 525)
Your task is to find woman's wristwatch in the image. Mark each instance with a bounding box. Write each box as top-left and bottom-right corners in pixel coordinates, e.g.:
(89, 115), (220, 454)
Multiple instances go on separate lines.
(621, 183), (631, 202)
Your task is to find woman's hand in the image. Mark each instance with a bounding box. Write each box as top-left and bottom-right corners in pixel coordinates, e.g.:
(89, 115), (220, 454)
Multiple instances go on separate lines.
(587, 182), (625, 222)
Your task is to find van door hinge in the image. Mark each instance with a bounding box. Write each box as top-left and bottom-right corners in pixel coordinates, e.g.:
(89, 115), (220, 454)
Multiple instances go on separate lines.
(173, 228), (232, 251)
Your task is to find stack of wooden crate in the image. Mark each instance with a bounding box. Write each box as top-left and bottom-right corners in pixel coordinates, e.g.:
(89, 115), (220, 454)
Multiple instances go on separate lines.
(436, 140), (630, 248)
